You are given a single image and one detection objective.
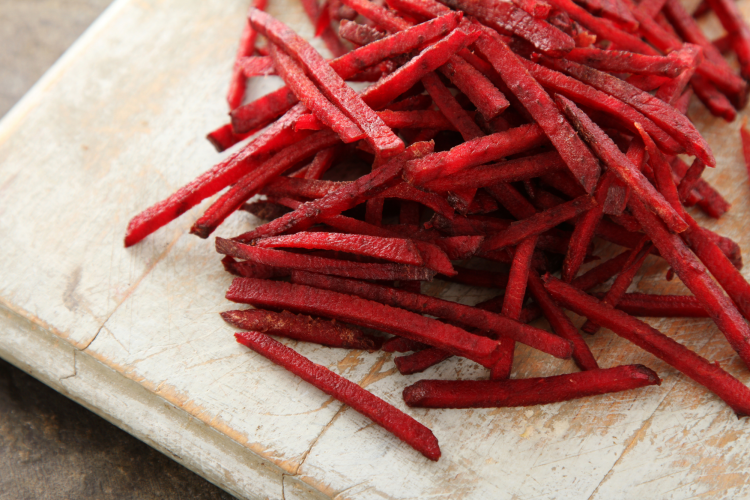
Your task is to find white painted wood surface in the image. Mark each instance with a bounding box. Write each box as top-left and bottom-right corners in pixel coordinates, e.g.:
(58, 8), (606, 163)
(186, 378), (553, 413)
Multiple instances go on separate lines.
(3, 0), (750, 498)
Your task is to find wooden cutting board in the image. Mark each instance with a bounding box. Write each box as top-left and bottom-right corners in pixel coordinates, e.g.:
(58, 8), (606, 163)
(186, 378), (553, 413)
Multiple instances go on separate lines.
(2, 0), (750, 498)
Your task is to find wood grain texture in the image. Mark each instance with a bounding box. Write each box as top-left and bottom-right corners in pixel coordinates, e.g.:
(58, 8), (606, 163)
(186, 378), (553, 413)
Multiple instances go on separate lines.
(2, 0), (750, 498)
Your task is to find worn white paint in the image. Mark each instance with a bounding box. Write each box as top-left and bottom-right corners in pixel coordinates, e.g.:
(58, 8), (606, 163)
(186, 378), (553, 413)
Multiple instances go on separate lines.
(3, 0), (750, 498)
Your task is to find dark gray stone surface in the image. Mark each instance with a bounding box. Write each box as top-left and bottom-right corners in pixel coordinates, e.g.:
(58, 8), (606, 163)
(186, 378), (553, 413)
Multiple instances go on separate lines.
(0, 2), (237, 498)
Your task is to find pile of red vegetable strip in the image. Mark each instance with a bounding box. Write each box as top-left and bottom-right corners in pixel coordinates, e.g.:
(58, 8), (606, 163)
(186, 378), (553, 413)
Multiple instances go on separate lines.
(125, 0), (750, 461)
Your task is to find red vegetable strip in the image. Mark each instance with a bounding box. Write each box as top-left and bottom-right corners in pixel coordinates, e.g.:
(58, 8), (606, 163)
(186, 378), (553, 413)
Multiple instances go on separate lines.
(662, 0), (747, 105)
(691, 74), (737, 122)
(235, 331), (440, 460)
(681, 216), (750, 322)
(227, 278), (502, 368)
(439, 0), (576, 56)
(482, 195), (596, 252)
(290, 271), (574, 360)
(422, 72), (483, 141)
(375, 182), (455, 220)
(340, 0), (411, 32)
(527, 271), (599, 371)
(360, 26), (481, 111)
(555, 95), (688, 234)
(386, 0), (452, 19)
(475, 30), (601, 193)
(263, 177), (341, 199)
(248, 9), (404, 157)
(608, 293), (707, 318)
(741, 119), (750, 182)
(704, 0), (750, 79)
(424, 151), (566, 192)
(628, 196), (750, 370)
(234, 141), (432, 242)
(250, 232), (425, 266)
(124, 104), (308, 247)
(238, 55), (275, 77)
(206, 123), (256, 153)
(670, 157), (730, 218)
(543, 57), (716, 167)
(563, 47), (690, 78)
(404, 123), (549, 185)
(562, 172), (614, 282)
(297, 109), (457, 132)
(305, 146), (338, 180)
(221, 255), (289, 279)
(491, 235), (538, 380)
(571, 250), (634, 292)
(395, 348), (454, 375)
(511, 0), (551, 19)
(222, 309), (380, 350)
(676, 158), (706, 203)
(231, 12), (461, 134)
(545, 0), (654, 54)
(438, 56), (509, 120)
(299, 0), (349, 57)
(636, 124), (685, 221)
(228, 0), (268, 111)
(270, 45), (364, 144)
(191, 130), (340, 238)
(218, 239), (435, 281)
(439, 266), (510, 289)
(403, 364), (660, 409)
(339, 19), (386, 45)
(544, 276), (750, 417)
(382, 337), (428, 353)
(582, 238), (651, 334)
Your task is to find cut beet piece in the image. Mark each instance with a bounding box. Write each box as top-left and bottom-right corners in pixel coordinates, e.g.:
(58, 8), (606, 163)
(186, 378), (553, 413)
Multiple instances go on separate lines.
(628, 197), (750, 370)
(234, 141), (433, 242)
(206, 123), (256, 153)
(269, 44), (364, 144)
(238, 55), (275, 77)
(482, 195), (596, 252)
(395, 348), (454, 375)
(124, 103), (309, 247)
(475, 30), (601, 193)
(360, 25), (481, 111)
(439, 0), (576, 56)
(608, 293), (708, 318)
(227, 278), (503, 367)
(222, 309), (380, 350)
(438, 55), (509, 120)
(703, 0), (750, 80)
(339, 19), (386, 45)
(544, 276), (750, 417)
(227, 0), (268, 111)
(422, 72), (483, 141)
(250, 232), (425, 266)
(742, 119), (750, 182)
(556, 95), (688, 234)
(542, 57), (715, 167)
(527, 270), (599, 371)
(382, 337), (429, 353)
(290, 271), (574, 360)
(235, 331), (440, 460)
(403, 364), (660, 408)
(299, 0), (349, 57)
(512, 0), (551, 18)
(191, 130), (341, 238)
(248, 8), (404, 157)
(217, 239), (435, 281)
(404, 123), (549, 185)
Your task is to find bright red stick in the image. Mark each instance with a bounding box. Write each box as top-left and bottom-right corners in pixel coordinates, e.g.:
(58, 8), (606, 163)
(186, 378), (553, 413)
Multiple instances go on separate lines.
(222, 309), (380, 350)
(299, 0), (349, 57)
(289, 271), (574, 360)
(235, 331), (440, 460)
(704, 0), (750, 79)
(475, 30), (601, 193)
(422, 72), (483, 141)
(191, 131), (341, 238)
(555, 95), (688, 234)
(248, 8), (404, 157)
(741, 119), (750, 182)
(628, 196), (750, 370)
(544, 276), (750, 417)
(403, 364), (660, 408)
(227, 278), (503, 368)
(217, 239), (434, 281)
(206, 123), (256, 153)
(124, 104), (308, 247)
(227, 0), (268, 111)
(270, 45), (363, 143)
(608, 293), (708, 318)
